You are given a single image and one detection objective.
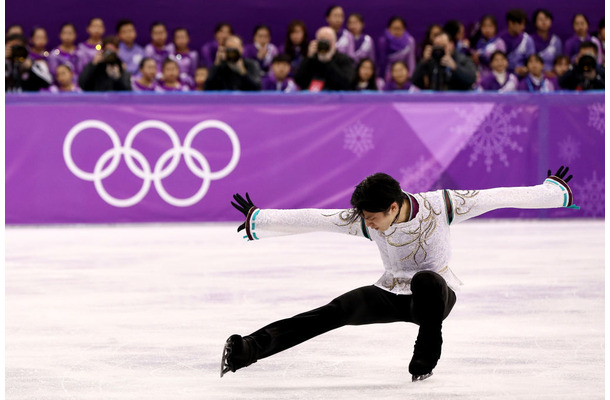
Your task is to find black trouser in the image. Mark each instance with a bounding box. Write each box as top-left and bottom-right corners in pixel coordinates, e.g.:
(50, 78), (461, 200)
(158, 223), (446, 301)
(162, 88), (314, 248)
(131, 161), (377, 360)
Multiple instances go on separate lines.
(246, 271), (456, 361)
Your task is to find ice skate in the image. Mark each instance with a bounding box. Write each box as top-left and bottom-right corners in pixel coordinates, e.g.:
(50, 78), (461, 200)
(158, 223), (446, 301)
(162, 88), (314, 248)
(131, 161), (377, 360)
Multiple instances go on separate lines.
(409, 326), (442, 382)
(412, 372), (433, 382)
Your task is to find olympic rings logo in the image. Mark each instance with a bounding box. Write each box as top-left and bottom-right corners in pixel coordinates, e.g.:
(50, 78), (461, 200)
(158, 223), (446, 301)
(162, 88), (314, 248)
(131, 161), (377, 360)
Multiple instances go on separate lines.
(63, 119), (240, 207)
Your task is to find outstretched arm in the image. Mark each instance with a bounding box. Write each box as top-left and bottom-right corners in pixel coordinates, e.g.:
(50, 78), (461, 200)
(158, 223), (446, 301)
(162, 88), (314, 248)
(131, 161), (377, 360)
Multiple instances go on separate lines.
(445, 166), (578, 225)
(231, 193), (371, 241)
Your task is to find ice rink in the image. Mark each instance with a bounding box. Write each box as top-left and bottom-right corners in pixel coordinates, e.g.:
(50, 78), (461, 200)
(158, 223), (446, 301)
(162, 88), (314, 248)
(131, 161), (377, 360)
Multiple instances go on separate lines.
(5, 220), (605, 399)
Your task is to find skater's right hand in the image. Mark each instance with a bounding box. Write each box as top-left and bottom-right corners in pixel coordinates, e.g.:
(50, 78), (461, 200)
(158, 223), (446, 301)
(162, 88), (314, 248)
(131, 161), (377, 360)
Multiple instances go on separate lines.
(231, 193), (257, 232)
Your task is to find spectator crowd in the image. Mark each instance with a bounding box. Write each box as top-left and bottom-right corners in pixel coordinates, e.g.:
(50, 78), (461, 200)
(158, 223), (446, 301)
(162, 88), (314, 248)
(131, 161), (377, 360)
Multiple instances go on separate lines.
(5, 6), (605, 93)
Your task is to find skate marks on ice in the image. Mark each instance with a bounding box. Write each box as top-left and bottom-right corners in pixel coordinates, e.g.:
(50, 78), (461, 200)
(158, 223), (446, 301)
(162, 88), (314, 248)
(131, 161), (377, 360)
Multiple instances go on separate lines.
(5, 221), (604, 399)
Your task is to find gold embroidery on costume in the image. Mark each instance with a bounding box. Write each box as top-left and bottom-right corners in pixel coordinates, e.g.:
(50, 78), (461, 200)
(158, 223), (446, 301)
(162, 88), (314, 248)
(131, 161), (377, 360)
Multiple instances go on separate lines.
(323, 210), (360, 235)
(452, 190), (480, 215)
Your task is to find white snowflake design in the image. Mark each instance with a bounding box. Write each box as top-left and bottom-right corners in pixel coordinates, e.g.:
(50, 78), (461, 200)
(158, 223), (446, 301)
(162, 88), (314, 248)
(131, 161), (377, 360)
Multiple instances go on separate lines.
(573, 171), (605, 217)
(557, 135), (581, 164)
(587, 103), (605, 134)
(399, 156), (442, 193)
(466, 105), (526, 172)
(343, 120), (374, 157)
(449, 105), (493, 144)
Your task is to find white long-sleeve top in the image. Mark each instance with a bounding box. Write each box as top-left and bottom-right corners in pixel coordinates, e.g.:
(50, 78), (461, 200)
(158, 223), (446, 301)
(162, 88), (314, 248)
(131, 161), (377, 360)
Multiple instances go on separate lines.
(242, 177), (575, 295)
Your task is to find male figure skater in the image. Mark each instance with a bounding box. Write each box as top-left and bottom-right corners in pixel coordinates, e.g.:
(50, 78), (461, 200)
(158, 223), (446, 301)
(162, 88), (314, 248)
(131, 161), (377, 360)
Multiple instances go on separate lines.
(221, 167), (576, 381)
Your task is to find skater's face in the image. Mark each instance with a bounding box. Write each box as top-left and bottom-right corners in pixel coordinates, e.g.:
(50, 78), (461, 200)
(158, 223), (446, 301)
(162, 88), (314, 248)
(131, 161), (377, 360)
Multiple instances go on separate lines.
(362, 202), (399, 232)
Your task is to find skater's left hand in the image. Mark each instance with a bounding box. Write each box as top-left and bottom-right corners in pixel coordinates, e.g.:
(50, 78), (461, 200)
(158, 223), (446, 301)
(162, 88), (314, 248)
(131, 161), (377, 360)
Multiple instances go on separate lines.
(547, 165), (573, 183)
(231, 193), (257, 232)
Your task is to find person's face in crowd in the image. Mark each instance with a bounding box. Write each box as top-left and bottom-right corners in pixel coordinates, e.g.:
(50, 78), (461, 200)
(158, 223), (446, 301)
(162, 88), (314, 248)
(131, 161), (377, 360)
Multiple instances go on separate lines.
(254, 28), (271, 47)
(527, 57), (544, 77)
(271, 61), (290, 81)
(162, 61), (179, 84)
(535, 13), (552, 33)
(507, 20), (526, 36)
(391, 62), (408, 85)
(490, 53), (508, 73)
(573, 15), (589, 37)
(215, 25), (232, 45)
(195, 67), (208, 86)
(224, 36), (244, 55)
(140, 59), (157, 81)
(576, 47), (597, 62)
(480, 18), (496, 39)
(358, 60), (374, 82)
(174, 30), (190, 50)
(347, 16), (364, 37)
(31, 29), (48, 50)
(5, 38), (26, 60)
(118, 24), (137, 46)
(152, 25), (168, 47)
(432, 32), (454, 55)
(326, 7), (344, 31)
(87, 18), (105, 40)
(290, 25), (305, 45)
(553, 58), (570, 76)
(388, 19), (405, 38)
(362, 202), (401, 232)
(428, 25), (442, 41)
(60, 25), (77, 46)
(7, 25), (23, 36)
(315, 27), (337, 51)
(455, 23), (465, 41)
(55, 65), (73, 87)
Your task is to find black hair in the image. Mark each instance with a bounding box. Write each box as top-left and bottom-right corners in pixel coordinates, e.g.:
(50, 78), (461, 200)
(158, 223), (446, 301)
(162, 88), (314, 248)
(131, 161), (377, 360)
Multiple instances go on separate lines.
(599, 17), (605, 30)
(532, 9), (553, 24)
(56, 63), (72, 73)
(60, 22), (76, 32)
(116, 19), (134, 33)
(348, 13), (364, 23)
(506, 9), (528, 24)
(572, 13), (590, 27)
(553, 54), (570, 66)
(469, 14), (497, 45)
(579, 40), (598, 55)
(253, 24), (271, 38)
(214, 22), (233, 34)
(5, 33), (27, 45)
(325, 5), (342, 18)
(391, 60), (408, 71)
(351, 57), (378, 90)
(138, 57), (155, 69)
(150, 21), (167, 33)
(387, 16), (407, 29)
(490, 50), (507, 62)
(284, 20), (309, 60)
(162, 57), (179, 69)
(443, 20), (463, 43)
(88, 17), (104, 27)
(173, 27), (189, 37)
(271, 53), (292, 64)
(30, 26), (46, 39)
(349, 173), (404, 221)
(526, 53), (544, 64)
(102, 35), (120, 48)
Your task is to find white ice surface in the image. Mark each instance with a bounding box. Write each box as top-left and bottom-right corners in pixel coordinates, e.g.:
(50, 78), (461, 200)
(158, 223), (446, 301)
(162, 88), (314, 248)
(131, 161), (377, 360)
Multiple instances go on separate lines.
(5, 220), (605, 399)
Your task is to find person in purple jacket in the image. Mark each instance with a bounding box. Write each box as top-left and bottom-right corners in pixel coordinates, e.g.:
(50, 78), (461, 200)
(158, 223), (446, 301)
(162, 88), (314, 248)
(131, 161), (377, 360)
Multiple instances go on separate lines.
(201, 23), (233, 68)
(351, 57), (384, 91)
(498, 9), (535, 77)
(243, 25), (279, 76)
(347, 13), (375, 64)
(477, 50), (518, 92)
(144, 22), (174, 76)
(131, 57), (158, 91)
(531, 9), (563, 75)
(48, 23), (79, 77)
(517, 54), (555, 92)
(170, 28), (198, 88)
(280, 20), (309, 74)
(383, 60), (418, 92)
(28, 27), (49, 63)
(377, 16), (416, 82)
(564, 14), (603, 65)
(117, 19), (144, 77)
(76, 18), (105, 75)
(155, 58), (189, 92)
(325, 5), (355, 60)
(261, 54), (298, 92)
(472, 15), (506, 80)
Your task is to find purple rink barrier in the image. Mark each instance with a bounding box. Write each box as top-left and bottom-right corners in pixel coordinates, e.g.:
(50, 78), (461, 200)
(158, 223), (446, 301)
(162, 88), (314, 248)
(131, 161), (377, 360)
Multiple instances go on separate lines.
(5, 92), (605, 224)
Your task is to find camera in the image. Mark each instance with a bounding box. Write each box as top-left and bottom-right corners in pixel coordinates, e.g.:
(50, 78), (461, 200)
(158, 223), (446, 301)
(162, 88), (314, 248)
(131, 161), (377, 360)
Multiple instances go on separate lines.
(577, 54), (597, 73)
(10, 45), (29, 63)
(431, 46), (445, 62)
(317, 40), (331, 54)
(225, 48), (241, 63)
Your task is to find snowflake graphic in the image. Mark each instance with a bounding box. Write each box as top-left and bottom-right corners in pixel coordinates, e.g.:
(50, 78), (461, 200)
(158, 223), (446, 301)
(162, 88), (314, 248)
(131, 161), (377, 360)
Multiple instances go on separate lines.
(557, 135), (581, 163)
(399, 156), (441, 193)
(343, 120), (374, 157)
(587, 103), (605, 134)
(449, 105), (492, 143)
(466, 105), (526, 173)
(573, 171), (605, 217)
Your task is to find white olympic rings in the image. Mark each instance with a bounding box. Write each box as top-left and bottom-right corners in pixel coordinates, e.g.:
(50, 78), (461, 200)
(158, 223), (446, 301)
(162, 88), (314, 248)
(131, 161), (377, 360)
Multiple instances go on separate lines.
(63, 119), (240, 207)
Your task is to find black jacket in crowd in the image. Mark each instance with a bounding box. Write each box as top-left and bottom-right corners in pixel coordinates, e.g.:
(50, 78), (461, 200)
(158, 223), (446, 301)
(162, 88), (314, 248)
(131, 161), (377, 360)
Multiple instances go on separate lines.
(411, 51), (477, 91)
(204, 58), (261, 91)
(78, 62), (131, 92)
(294, 52), (355, 91)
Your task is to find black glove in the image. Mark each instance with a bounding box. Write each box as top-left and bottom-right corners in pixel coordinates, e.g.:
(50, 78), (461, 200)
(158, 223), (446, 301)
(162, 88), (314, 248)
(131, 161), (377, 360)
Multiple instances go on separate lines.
(231, 192), (256, 232)
(547, 165), (573, 183)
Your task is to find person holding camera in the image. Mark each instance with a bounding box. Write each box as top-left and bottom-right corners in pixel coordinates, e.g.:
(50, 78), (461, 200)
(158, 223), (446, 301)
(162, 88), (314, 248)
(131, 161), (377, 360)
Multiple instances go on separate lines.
(204, 35), (261, 91)
(294, 26), (354, 91)
(5, 33), (53, 92)
(558, 41), (605, 91)
(78, 36), (131, 92)
(411, 31), (476, 91)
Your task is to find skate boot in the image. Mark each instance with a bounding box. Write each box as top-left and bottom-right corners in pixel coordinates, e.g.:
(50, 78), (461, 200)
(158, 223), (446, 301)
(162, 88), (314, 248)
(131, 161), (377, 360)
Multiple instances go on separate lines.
(220, 334), (257, 377)
(409, 326), (442, 382)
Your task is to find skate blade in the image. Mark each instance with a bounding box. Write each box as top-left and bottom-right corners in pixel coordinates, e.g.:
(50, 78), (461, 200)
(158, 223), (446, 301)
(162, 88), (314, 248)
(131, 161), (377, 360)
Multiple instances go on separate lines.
(220, 340), (233, 378)
(412, 372), (433, 382)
